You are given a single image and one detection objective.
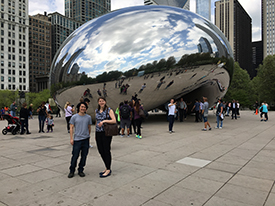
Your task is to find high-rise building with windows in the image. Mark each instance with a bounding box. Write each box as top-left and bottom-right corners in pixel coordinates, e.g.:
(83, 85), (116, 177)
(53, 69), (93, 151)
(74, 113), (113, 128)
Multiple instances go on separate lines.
(252, 41), (263, 77)
(65, 0), (111, 23)
(29, 13), (52, 92)
(48, 12), (82, 60)
(215, 0), (253, 78)
(144, 0), (190, 10)
(196, 0), (211, 20)
(262, 0), (275, 58)
(0, 0), (29, 91)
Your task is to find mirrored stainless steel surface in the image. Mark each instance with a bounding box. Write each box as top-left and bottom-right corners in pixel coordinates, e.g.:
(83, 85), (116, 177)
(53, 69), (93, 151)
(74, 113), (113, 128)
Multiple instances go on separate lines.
(50, 5), (234, 116)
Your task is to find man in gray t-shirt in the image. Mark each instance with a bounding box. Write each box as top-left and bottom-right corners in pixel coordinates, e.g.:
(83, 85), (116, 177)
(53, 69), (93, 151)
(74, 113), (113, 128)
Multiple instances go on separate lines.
(201, 97), (211, 131)
(68, 102), (92, 178)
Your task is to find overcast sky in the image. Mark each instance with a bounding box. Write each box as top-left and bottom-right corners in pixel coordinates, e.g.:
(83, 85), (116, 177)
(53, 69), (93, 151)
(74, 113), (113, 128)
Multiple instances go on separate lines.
(29, 0), (261, 41)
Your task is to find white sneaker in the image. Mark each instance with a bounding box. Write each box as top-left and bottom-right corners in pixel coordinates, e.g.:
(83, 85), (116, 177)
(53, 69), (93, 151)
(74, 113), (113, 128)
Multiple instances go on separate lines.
(215, 127), (218, 129)
(219, 127), (222, 129)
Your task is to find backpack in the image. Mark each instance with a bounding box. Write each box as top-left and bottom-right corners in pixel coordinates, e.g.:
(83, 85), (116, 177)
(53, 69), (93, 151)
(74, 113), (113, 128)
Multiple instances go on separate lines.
(120, 105), (130, 119)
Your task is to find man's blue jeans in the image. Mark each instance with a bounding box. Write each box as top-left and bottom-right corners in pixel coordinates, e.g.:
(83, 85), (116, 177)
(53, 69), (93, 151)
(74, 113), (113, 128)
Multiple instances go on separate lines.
(69, 138), (90, 173)
(168, 115), (175, 131)
(216, 115), (223, 128)
(38, 115), (46, 132)
(10, 111), (16, 117)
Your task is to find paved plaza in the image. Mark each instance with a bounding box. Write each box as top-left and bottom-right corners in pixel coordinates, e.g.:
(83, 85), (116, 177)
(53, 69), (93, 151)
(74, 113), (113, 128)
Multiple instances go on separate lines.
(0, 111), (275, 206)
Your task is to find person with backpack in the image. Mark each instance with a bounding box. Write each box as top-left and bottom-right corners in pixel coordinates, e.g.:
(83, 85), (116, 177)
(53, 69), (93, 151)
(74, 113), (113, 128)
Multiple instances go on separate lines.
(119, 100), (132, 137)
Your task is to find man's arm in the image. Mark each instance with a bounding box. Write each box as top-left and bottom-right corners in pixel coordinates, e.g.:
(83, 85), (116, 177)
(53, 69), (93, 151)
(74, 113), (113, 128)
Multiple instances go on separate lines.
(70, 124), (74, 145)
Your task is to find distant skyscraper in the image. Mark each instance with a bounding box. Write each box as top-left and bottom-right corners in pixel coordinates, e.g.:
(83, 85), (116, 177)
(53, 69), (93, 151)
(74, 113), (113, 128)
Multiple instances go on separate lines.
(144, 0), (190, 10)
(48, 12), (82, 60)
(252, 41), (263, 77)
(196, 0), (211, 20)
(262, 0), (275, 58)
(0, 0), (29, 91)
(215, 0), (253, 78)
(29, 13), (52, 92)
(65, 0), (111, 23)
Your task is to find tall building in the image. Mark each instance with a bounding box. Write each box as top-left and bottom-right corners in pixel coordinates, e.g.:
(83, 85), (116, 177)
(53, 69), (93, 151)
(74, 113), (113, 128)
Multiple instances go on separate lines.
(48, 12), (82, 60)
(196, 0), (211, 20)
(252, 41), (263, 77)
(262, 0), (275, 58)
(29, 13), (52, 92)
(0, 0), (29, 91)
(144, 0), (190, 10)
(215, 0), (253, 78)
(65, 0), (111, 23)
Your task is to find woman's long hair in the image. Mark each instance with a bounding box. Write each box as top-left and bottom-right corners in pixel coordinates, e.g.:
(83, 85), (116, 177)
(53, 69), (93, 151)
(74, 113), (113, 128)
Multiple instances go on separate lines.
(97, 97), (108, 111)
(64, 102), (70, 109)
(134, 101), (140, 114)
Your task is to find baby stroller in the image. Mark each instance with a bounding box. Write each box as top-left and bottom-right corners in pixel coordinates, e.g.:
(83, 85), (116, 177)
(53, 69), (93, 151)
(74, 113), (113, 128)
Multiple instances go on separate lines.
(2, 114), (21, 135)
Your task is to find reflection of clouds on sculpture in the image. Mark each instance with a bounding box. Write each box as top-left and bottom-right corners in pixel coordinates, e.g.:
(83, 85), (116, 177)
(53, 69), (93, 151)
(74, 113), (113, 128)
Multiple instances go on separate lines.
(52, 6), (229, 78)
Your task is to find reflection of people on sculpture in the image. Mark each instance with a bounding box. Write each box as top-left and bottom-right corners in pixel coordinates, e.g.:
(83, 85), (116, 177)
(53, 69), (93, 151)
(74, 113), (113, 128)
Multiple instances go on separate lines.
(190, 73), (197, 79)
(120, 84), (129, 95)
(165, 80), (174, 89)
(155, 80), (165, 90)
(160, 76), (165, 82)
(103, 88), (107, 98)
(97, 89), (102, 96)
(83, 88), (93, 98)
(131, 93), (138, 102)
(138, 83), (146, 93)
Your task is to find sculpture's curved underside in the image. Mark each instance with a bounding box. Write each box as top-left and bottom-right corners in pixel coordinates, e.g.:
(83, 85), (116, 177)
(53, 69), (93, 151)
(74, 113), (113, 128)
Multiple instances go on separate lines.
(50, 6), (234, 115)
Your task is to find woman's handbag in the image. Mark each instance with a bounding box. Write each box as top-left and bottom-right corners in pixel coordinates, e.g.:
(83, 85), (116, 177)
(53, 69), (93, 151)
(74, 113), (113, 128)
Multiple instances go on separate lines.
(104, 109), (119, 136)
(139, 108), (146, 118)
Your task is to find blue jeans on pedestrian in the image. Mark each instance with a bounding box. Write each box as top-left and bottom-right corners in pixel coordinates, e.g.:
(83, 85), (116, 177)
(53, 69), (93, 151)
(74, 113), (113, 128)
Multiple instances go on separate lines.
(38, 115), (46, 132)
(216, 115), (223, 128)
(168, 115), (175, 131)
(10, 111), (16, 117)
(69, 138), (90, 173)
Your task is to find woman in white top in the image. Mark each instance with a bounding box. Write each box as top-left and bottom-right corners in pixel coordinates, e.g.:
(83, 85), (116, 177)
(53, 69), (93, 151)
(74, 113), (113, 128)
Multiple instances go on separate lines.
(168, 98), (176, 133)
(65, 102), (74, 133)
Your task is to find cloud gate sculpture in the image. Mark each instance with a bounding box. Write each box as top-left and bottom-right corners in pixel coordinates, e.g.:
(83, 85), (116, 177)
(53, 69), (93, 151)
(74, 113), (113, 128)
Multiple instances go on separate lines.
(50, 5), (234, 116)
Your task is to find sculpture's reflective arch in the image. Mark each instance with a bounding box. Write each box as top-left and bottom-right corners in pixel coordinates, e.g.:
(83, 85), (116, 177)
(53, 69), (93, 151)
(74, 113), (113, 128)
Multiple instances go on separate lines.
(50, 6), (234, 116)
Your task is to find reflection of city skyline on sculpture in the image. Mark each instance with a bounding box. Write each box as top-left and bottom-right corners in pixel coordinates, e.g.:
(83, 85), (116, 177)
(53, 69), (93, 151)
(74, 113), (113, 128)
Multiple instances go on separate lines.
(50, 6), (234, 116)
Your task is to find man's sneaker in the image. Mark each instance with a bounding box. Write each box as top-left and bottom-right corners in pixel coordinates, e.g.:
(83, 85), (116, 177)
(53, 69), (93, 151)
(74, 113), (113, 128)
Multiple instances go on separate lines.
(169, 131), (172, 134)
(202, 128), (207, 131)
(78, 171), (85, 177)
(261, 119), (264, 121)
(215, 127), (218, 129)
(138, 135), (142, 139)
(120, 134), (124, 137)
(209, 128), (212, 130)
(127, 135), (130, 137)
(68, 172), (74, 178)
(136, 134), (139, 138)
(219, 127), (222, 129)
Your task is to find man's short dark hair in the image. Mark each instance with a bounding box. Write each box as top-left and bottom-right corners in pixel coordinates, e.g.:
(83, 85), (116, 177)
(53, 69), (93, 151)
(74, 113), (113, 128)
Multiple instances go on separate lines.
(84, 98), (90, 103)
(76, 102), (88, 113)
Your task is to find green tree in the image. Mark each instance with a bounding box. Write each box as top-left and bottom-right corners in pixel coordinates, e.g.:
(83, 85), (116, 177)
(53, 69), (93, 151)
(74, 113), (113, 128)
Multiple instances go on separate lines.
(26, 89), (51, 112)
(257, 54), (275, 103)
(224, 62), (251, 107)
(0, 90), (17, 108)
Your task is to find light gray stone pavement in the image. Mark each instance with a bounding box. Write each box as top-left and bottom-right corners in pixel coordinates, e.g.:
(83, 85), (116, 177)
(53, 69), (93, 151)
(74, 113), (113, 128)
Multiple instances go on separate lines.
(0, 111), (275, 206)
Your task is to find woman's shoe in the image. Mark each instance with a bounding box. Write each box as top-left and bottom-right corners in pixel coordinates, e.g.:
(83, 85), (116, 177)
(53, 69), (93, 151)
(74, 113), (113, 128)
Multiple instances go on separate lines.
(99, 170), (106, 176)
(100, 170), (112, 178)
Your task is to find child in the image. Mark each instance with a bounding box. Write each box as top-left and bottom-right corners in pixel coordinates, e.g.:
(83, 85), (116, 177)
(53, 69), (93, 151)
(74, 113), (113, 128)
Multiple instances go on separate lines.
(46, 115), (54, 132)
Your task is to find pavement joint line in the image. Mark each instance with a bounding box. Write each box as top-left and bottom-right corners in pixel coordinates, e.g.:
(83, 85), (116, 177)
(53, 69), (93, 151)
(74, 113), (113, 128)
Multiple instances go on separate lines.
(263, 180), (275, 206)
(202, 133), (275, 206)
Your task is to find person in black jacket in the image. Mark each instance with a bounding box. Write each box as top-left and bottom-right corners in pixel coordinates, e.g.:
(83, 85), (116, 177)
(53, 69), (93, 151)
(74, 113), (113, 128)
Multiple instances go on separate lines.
(20, 102), (31, 134)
